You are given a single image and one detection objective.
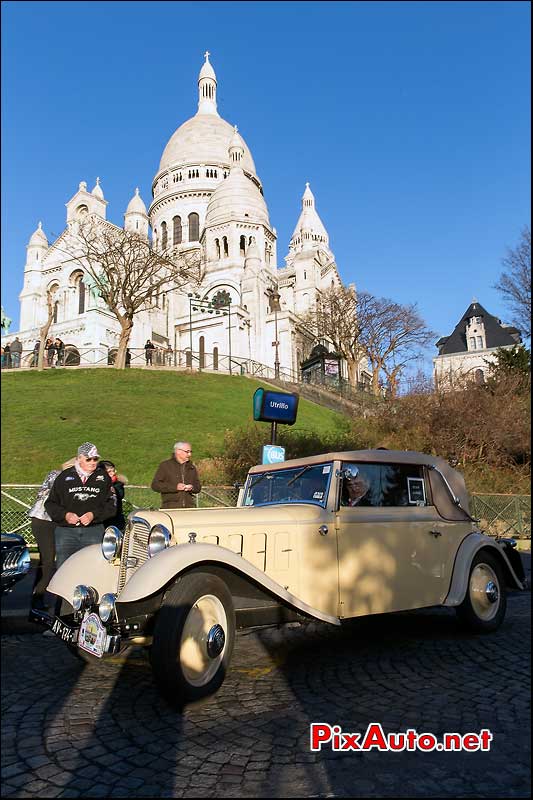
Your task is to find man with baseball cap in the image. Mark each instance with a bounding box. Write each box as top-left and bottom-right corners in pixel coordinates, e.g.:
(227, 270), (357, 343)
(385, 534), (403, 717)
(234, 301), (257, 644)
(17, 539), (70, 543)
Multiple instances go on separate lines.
(45, 442), (116, 568)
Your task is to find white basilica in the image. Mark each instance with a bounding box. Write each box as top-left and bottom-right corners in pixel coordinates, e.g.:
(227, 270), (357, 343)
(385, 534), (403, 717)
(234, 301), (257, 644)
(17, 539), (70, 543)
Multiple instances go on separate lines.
(8, 53), (354, 380)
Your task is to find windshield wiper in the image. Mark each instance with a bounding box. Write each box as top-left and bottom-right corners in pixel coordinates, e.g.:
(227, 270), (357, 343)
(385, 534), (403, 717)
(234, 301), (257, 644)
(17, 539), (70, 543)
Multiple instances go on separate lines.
(249, 473), (269, 489)
(287, 465), (312, 487)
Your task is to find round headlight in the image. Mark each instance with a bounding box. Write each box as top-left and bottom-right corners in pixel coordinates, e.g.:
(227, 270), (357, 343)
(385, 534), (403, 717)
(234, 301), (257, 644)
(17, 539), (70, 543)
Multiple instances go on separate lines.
(98, 593), (116, 623)
(102, 526), (123, 562)
(148, 524), (171, 558)
(72, 584), (98, 612)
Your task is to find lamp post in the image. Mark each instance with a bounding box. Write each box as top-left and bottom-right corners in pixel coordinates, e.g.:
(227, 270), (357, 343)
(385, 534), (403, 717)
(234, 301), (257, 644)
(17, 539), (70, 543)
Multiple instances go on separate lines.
(267, 286), (281, 379)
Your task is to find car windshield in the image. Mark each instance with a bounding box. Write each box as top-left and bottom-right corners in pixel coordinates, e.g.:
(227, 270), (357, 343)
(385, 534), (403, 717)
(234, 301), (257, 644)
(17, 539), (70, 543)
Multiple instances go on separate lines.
(243, 463), (333, 508)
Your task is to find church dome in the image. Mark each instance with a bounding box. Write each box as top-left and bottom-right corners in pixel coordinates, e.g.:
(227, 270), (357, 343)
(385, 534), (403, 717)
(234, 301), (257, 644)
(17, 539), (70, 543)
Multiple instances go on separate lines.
(159, 114), (256, 174)
(158, 53), (256, 175)
(125, 187), (147, 215)
(28, 221), (48, 247)
(205, 131), (269, 228)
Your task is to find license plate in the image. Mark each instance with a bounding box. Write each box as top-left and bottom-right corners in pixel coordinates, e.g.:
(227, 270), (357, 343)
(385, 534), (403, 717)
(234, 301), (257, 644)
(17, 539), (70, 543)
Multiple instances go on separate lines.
(51, 617), (77, 643)
(78, 612), (107, 658)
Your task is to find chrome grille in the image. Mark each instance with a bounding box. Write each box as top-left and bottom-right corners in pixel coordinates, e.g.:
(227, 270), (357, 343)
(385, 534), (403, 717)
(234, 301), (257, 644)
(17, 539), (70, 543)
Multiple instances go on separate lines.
(2, 546), (25, 573)
(117, 517), (150, 593)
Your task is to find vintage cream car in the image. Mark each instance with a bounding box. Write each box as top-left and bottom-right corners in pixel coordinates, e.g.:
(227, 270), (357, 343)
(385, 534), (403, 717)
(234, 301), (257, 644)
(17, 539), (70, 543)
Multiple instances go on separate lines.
(40, 450), (525, 704)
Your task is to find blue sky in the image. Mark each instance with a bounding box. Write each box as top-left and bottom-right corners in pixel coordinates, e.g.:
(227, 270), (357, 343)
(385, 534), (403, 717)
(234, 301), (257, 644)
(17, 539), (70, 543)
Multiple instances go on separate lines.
(1, 1), (530, 371)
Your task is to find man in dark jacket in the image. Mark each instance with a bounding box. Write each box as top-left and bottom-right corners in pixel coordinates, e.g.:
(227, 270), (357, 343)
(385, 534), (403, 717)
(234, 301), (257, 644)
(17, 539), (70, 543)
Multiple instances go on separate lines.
(151, 441), (201, 509)
(45, 442), (116, 567)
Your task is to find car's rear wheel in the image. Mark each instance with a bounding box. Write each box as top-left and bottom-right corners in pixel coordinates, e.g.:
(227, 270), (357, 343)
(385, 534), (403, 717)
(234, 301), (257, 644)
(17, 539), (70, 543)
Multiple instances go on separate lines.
(151, 572), (235, 705)
(456, 551), (507, 633)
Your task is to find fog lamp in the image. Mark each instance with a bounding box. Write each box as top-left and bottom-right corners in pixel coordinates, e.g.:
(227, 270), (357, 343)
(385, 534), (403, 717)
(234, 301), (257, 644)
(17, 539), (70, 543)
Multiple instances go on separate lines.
(72, 584), (98, 612)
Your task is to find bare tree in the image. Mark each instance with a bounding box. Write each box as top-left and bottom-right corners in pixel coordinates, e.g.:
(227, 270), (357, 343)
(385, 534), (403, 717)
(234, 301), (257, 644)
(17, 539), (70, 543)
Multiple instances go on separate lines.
(495, 226), (531, 338)
(53, 219), (202, 368)
(37, 287), (57, 371)
(356, 292), (436, 397)
(298, 284), (365, 385)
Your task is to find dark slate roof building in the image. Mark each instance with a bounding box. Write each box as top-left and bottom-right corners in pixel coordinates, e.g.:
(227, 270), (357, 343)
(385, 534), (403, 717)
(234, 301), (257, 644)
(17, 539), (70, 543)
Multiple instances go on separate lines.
(433, 300), (522, 388)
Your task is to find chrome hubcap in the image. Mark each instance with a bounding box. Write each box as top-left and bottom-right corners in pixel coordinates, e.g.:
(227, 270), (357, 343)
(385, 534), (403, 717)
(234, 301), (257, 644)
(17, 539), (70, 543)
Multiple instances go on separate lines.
(206, 624), (226, 658)
(485, 580), (499, 604)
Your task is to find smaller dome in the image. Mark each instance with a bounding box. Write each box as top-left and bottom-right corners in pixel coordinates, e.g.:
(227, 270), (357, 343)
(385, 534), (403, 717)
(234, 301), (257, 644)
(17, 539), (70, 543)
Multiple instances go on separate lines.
(28, 221), (48, 247)
(229, 125), (245, 151)
(199, 51), (216, 81)
(91, 177), (104, 199)
(205, 169), (269, 228)
(125, 187), (148, 216)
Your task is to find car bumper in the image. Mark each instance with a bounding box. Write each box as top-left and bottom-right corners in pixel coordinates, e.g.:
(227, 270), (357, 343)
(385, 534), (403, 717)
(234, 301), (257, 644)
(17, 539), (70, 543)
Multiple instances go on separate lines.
(29, 608), (122, 654)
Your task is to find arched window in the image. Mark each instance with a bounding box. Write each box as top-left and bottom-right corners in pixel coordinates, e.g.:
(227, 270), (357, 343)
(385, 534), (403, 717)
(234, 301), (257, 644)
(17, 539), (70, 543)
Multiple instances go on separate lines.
(240, 236), (246, 256)
(53, 301), (59, 324)
(475, 369), (485, 385)
(213, 346), (219, 371)
(223, 236), (229, 257)
(215, 238), (221, 259)
(188, 213), (199, 242)
(78, 277), (86, 314)
(173, 216), (182, 245)
(199, 336), (205, 369)
(161, 221), (168, 250)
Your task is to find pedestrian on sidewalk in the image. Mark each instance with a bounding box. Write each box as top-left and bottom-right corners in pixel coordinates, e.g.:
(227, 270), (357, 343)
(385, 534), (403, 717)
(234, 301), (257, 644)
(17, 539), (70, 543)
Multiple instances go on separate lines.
(45, 442), (116, 569)
(151, 441), (201, 509)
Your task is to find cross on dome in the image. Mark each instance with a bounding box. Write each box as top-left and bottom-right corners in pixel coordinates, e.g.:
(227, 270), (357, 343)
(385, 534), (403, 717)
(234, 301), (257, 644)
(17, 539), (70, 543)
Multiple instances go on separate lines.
(204, 50), (210, 61)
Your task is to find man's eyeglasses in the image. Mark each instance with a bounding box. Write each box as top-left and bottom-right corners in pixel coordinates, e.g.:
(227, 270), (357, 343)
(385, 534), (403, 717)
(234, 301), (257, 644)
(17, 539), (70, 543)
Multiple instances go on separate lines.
(178, 449), (192, 454)
(82, 457), (100, 462)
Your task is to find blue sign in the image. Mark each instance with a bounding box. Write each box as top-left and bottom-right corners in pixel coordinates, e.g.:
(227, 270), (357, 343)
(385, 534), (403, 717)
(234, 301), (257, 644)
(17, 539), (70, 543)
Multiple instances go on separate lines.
(262, 445), (286, 465)
(253, 388), (299, 425)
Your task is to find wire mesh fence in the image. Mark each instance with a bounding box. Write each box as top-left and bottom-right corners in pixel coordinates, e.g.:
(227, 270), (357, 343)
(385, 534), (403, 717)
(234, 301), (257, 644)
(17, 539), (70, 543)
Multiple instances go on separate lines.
(470, 494), (531, 541)
(1, 485), (241, 546)
(1, 485), (529, 547)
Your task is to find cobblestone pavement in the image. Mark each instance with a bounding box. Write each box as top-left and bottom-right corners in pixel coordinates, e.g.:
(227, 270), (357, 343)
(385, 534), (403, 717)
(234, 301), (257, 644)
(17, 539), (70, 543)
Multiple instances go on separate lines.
(1, 591), (530, 798)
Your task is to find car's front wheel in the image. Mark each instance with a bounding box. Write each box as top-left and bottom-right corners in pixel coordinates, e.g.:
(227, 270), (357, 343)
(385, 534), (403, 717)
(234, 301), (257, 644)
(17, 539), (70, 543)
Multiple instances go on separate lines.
(151, 572), (235, 705)
(456, 551), (507, 633)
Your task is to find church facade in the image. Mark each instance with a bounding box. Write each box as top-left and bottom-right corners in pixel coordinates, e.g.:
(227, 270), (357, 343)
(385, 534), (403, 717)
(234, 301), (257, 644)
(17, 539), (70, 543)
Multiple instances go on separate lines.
(6, 54), (360, 381)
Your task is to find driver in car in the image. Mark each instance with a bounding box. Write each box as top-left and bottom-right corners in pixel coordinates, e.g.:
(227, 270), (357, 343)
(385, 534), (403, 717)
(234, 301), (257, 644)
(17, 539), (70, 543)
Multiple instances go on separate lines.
(344, 466), (370, 507)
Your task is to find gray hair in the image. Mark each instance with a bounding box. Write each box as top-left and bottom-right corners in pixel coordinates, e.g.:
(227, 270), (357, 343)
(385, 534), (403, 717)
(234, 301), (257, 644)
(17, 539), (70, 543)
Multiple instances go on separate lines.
(174, 441), (190, 451)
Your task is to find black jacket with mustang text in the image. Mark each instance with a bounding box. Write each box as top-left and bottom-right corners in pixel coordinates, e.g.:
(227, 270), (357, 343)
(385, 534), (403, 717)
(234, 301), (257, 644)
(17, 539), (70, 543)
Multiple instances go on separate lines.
(45, 466), (116, 527)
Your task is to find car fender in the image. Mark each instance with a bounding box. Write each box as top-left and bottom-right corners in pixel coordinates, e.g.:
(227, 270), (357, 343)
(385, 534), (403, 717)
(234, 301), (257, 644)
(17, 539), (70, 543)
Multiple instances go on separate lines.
(47, 544), (120, 601)
(443, 532), (525, 606)
(118, 542), (340, 626)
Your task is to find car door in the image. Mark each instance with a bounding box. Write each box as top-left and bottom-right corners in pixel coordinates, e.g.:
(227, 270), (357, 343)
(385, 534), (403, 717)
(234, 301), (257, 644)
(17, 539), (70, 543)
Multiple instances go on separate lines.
(336, 462), (449, 618)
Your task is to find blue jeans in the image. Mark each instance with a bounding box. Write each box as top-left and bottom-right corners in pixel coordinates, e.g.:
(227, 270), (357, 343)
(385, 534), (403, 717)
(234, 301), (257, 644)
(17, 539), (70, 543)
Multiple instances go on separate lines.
(54, 525), (104, 569)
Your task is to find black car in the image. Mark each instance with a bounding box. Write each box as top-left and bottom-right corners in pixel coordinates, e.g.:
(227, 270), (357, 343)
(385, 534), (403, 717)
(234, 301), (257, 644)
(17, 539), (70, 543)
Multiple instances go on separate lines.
(1, 532), (31, 594)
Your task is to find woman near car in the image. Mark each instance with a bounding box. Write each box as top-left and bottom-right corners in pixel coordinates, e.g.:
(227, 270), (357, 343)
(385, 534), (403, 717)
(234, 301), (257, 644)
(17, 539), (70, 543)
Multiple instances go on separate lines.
(100, 460), (127, 531)
(28, 456), (76, 613)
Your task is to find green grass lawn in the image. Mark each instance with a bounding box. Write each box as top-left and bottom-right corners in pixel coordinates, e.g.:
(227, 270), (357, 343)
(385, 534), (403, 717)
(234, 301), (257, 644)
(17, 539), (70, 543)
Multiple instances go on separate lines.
(1, 369), (348, 484)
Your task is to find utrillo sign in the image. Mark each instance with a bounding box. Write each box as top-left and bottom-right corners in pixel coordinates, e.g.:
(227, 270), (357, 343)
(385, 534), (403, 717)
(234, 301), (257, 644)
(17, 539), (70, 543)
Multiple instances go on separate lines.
(253, 387), (299, 463)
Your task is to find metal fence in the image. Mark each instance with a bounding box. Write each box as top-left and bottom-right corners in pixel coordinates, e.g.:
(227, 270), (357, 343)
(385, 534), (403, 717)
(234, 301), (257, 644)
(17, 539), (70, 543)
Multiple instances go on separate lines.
(2, 485), (530, 547)
(470, 494), (531, 541)
(1, 485), (240, 546)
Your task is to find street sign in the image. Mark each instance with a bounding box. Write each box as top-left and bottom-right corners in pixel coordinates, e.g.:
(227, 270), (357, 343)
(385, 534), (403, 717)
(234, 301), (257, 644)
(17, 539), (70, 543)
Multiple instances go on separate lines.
(262, 445), (286, 464)
(253, 388), (299, 425)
